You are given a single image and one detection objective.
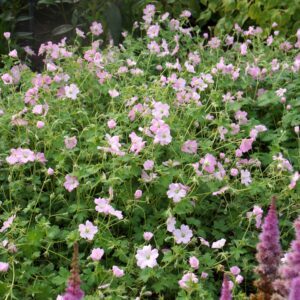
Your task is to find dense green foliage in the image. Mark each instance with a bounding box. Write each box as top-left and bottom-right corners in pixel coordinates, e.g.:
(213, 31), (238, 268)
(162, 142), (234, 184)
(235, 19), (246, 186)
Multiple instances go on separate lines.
(0, 3), (300, 300)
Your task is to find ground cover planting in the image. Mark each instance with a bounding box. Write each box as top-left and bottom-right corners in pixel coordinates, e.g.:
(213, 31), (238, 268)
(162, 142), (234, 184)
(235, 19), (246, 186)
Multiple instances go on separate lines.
(0, 4), (300, 299)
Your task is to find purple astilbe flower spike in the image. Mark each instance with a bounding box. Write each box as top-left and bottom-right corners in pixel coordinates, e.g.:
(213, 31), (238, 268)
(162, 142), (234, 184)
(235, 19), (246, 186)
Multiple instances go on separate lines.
(274, 216), (300, 297)
(253, 196), (281, 299)
(220, 275), (232, 300)
(62, 242), (84, 300)
(289, 277), (300, 300)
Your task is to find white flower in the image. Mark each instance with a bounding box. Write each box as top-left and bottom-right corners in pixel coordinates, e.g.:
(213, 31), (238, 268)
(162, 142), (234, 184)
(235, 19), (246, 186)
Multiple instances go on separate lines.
(211, 238), (226, 249)
(65, 83), (80, 100)
(135, 245), (159, 269)
(166, 216), (176, 232)
(173, 225), (193, 244)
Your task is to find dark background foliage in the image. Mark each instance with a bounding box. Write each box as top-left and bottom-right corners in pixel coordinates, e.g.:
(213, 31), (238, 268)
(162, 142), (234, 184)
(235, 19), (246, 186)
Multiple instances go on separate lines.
(1, 0), (300, 64)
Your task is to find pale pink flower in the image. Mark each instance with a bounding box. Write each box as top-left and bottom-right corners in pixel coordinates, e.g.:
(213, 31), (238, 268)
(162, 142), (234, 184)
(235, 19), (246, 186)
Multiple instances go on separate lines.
(173, 224), (193, 244)
(129, 132), (146, 155)
(6, 148), (35, 165)
(135, 245), (159, 269)
(36, 121), (45, 128)
(212, 238), (226, 249)
(181, 140), (197, 154)
(153, 124), (172, 145)
(253, 206), (263, 228)
(147, 24), (160, 39)
(289, 172), (300, 190)
(143, 232), (154, 241)
(230, 266), (240, 276)
(65, 84), (80, 100)
(76, 28), (85, 38)
(9, 49), (18, 58)
(273, 153), (293, 172)
(240, 169), (252, 186)
(208, 37), (221, 49)
(32, 105), (43, 115)
(36, 152), (47, 164)
(94, 198), (111, 214)
(1, 73), (13, 85)
(107, 119), (116, 129)
(152, 102), (169, 119)
(94, 197), (123, 220)
(235, 110), (248, 125)
(134, 190), (143, 199)
(240, 138), (254, 153)
(189, 256), (199, 269)
(236, 274), (243, 284)
(46, 62), (57, 72)
(47, 168), (54, 176)
(276, 88), (287, 97)
(0, 262), (9, 272)
(90, 21), (103, 36)
(166, 216), (176, 232)
(0, 215), (16, 233)
(180, 10), (191, 18)
(212, 186), (229, 196)
(24, 46), (35, 56)
(167, 183), (189, 203)
(178, 272), (198, 289)
(200, 153), (217, 173)
(112, 266), (124, 277)
(79, 220), (98, 240)
(90, 248), (104, 261)
(64, 175), (79, 192)
(98, 134), (125, 156)
(199, 237), (210, 247)
(240, 43), (247, 55)
(108, 89), (119, 98)
(64, 136), (77, 149)
(143, 160), (154, 170)
(201, 272), (208, 279)
(3, 32), (10, 39)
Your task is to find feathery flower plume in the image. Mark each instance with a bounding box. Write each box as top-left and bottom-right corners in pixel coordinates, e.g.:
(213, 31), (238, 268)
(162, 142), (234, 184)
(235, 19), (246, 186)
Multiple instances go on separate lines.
(273, 216), (300, 297)
(220, 275), (232, 300)
(289, 277), (300, 300)
(251, 196), (281, 300)
(62, 242), (84, 300)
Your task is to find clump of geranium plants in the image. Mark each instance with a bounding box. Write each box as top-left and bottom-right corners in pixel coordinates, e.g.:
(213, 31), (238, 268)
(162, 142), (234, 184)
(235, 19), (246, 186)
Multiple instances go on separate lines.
(0, 3), (300, 299)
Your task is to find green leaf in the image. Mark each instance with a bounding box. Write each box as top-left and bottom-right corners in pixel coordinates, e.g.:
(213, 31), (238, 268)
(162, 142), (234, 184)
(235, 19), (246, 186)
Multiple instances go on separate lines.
(52, 24), (73, 36)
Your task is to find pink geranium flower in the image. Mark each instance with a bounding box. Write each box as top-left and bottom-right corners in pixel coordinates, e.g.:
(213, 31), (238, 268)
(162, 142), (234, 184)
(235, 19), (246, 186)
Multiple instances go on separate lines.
(78, 220), (98, 240)
(0, 215), (16, 233)
(189, 256), (199, 269)
(112, 265), (124, 277)
(64, 175), (79, 192)
(173, 224), (193, 244)
(181, 140), (198, 154)
(65, 84), (79, 100)
(0, 262), (9, 272)
(200, 153), (217, 173)
(135, 245), (159, 269)
(90, 248), (104, 261)
(90, 21), (103, 36)
(64, 136), (77, 149)
(167, 183), (189, 203)
(178, 272), (198, 289)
